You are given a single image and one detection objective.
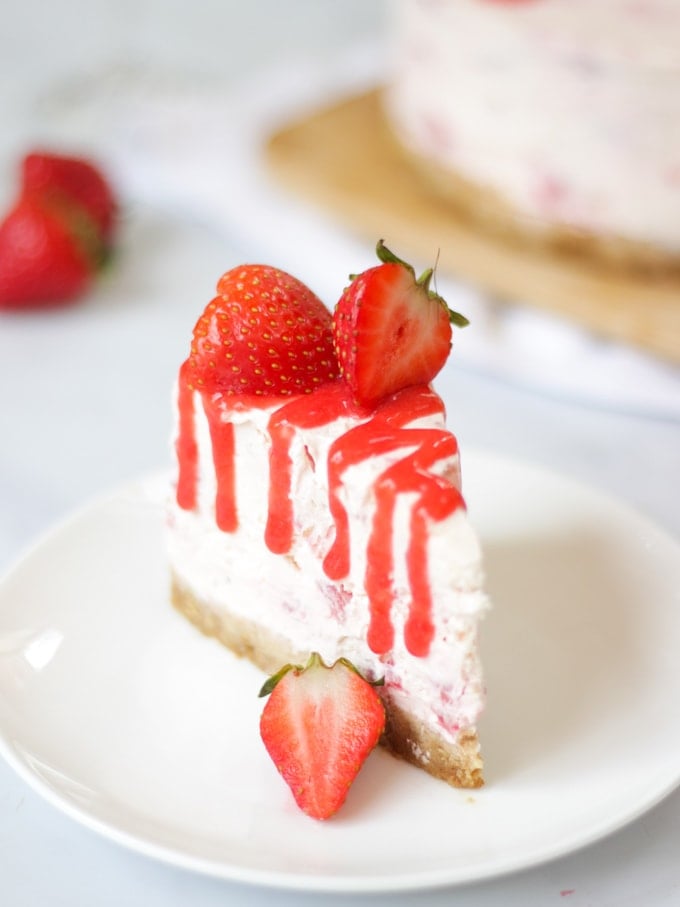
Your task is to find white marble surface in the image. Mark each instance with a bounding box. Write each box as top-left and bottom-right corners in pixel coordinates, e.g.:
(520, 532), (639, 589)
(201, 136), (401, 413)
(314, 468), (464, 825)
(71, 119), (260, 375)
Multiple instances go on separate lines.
(1, 2), (679, 905)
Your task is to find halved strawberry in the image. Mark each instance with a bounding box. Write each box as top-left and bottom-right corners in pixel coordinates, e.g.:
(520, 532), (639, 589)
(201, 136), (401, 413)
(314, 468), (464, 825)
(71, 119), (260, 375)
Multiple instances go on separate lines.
(333, 240), (468, 407)
(259, 652), (385, 820)
(188, 264), (339, 396)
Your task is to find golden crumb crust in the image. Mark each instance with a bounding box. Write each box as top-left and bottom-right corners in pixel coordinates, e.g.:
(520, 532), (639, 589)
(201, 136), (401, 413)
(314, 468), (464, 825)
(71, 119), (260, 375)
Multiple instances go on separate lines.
(392, 137), (680, 277)
(171, 574), (484, 789)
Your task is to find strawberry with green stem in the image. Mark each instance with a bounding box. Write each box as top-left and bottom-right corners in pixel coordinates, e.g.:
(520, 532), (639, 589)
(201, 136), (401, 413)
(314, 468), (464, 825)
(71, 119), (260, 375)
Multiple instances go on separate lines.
(22, 151), (117, 245)
(333, 239), (468, 407)
(259, 652), (385, 820)
(0, 195), (96, 308)
(0, 150), (117, 309)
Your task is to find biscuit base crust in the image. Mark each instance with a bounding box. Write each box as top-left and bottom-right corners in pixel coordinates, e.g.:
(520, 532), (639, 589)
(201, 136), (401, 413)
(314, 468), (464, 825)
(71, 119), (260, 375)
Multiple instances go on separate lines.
(393, 139), (680, 277)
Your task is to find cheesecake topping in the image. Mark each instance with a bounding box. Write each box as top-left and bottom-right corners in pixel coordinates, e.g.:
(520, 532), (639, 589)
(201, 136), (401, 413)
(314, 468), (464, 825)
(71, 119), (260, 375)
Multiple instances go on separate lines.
(176, 379), (464, 657)
(176, 245), (468, 658)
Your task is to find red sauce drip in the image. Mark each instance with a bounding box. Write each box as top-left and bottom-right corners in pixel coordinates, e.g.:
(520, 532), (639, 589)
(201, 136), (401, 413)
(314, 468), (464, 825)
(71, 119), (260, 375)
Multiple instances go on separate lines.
(175, 359), (239, 531)
(264, 419), (294, 554)
(323, 385), (451, 577)
(173, 374), (465, 657)
(175, 361), (198, 511)
(405, 508), (433, 656)
(325, 389), (463, 656)
(265, 383), (352, 553)
(202, 395), (237, 532)
(365, 480), (397, 653)
(406, 433), (463, 655)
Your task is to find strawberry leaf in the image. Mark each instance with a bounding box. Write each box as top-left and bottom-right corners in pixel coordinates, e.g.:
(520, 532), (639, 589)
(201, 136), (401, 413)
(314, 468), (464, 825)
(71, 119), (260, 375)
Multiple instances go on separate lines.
(258, 661), (300, 697)
(377, 239), (469, 328)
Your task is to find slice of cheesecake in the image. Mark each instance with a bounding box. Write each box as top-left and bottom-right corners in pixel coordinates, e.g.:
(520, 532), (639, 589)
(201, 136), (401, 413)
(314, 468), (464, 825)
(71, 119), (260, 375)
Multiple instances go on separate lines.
(167, 243), (489, 789)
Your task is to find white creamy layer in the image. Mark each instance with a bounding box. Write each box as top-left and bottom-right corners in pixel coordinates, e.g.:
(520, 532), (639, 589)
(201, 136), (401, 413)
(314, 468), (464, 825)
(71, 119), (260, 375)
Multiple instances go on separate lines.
(387, 0), (680, 250)
(167, 390), (489, 745)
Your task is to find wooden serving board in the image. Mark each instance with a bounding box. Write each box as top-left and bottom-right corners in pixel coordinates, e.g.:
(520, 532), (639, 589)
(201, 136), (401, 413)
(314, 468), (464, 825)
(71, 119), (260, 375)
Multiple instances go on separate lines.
(265, 89), (680, 364)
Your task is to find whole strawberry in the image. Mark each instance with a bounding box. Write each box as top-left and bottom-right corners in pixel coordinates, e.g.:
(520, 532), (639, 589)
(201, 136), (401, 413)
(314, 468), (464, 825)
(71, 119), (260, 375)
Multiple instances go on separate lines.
(333, 240), (468, 407)
(0, 195), (94, 308)
(259, 652), (385, 820)
(0, 149), (117, 309)
(22, 151), (117, 244)
(188, 264), (339, 396)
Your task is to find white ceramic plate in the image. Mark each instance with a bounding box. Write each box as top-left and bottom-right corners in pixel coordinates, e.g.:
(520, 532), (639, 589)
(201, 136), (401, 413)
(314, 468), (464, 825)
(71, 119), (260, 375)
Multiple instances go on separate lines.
(0, 454), (679, 893)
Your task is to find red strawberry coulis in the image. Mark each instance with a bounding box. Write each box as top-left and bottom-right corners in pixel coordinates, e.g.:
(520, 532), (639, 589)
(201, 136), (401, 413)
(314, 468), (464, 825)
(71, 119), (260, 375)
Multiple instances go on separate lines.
(175, 374), (465, 657)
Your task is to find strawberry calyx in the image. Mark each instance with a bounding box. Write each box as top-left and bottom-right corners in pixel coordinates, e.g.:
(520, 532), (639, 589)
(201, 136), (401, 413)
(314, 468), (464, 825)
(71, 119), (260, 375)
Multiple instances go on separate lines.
(374, 239), (469, 328)
(22, 150), (118, 244)
(333, 240), (470, 407)
(35, 189), (109, 270)
(258, 651), (383, 698)
(258, 659), (300, 698)
(0, 149), (117, 310)
(0, 195), (94, 308)
(258, 651), (386, 819)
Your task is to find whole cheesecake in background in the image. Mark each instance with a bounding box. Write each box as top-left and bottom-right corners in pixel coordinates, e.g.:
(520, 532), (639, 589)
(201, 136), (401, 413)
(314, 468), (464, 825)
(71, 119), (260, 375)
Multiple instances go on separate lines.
(167, 244), (489, 793)
(384, 0), (680, 272)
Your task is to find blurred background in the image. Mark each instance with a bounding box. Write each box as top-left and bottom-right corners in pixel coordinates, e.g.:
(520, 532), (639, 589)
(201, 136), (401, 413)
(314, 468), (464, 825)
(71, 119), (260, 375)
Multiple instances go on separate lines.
(1, 0), (678, 552)
(0, 0), (388, 557)
(0, 3), (679, 906)
(0, 0), (385, 101)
